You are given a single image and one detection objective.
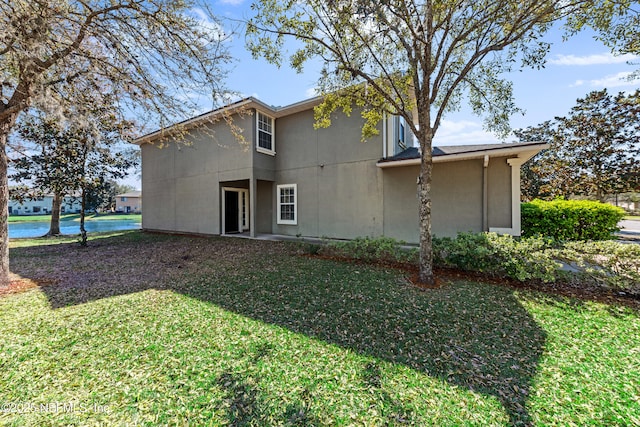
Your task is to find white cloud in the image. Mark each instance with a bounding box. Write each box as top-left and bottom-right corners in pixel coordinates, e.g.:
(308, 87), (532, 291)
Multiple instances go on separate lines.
(189, 8), (227, 41)
(571, 71), (638, 88)
(305, 87), (319, 98)
(549, 52), (638, 66)
(433, 119), (502, 146)
(219, 0), (245, 4)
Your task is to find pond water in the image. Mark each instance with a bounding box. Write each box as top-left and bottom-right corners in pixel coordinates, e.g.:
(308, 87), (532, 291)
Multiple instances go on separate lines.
(9, 219), (141, 239)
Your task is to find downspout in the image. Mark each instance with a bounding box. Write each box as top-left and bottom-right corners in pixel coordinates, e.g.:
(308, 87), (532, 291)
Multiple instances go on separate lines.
(382, 113), (387, 158)
(483, 155), (489, 231)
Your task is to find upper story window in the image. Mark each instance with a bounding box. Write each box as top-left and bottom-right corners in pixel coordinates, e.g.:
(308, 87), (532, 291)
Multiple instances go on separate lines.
(399, 120), (406, 150)
(384, 115), (414, 157)
(257, 111), (275, 155)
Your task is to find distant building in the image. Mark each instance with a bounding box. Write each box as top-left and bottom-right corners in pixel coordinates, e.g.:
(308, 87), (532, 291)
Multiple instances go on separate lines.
(115, 191), (142, 214)
(8, 194), (82, 216)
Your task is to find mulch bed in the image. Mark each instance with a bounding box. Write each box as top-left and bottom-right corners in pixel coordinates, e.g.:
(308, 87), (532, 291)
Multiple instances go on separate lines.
(4, 234), (638, 311)
(302, 253), (640, 309)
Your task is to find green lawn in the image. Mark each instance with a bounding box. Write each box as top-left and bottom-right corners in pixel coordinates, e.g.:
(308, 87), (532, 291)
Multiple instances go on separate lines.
(625, 215), (640, 221)
(8, 213), (141, 223)
(1, 231), (638, 426)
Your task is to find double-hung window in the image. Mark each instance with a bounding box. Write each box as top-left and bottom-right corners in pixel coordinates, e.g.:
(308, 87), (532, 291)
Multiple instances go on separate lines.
(277, 184), (297, 225)
(257, 111), (275, 154)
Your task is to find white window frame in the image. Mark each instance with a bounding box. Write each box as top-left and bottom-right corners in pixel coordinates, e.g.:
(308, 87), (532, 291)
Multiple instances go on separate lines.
(277, 184), (297, 225)
(256, 111), (275, 155)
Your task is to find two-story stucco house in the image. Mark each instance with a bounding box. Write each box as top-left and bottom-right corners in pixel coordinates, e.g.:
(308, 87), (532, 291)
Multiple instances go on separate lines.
(136, 96), (546, 243)
(115, 191), (142, 214)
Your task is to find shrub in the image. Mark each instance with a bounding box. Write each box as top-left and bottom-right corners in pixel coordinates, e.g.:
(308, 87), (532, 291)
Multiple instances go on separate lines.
(325, 236), (418, 264)
(521, 199), (625, 241)
(554, 241), (640, 293)
(432, 232), (560, 282)
(307, 233), (638, 295)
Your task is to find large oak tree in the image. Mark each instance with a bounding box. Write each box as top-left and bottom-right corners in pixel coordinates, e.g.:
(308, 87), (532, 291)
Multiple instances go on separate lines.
(247, 0), (590, 285)
(517, 89), (640, 201)
(11, 100), (138, 238)
(0, 0), (231, 285)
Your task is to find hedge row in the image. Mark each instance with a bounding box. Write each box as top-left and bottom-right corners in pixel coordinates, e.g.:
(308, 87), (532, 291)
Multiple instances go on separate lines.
(301, 233), (639, 294)
(521, 199), (625, 241)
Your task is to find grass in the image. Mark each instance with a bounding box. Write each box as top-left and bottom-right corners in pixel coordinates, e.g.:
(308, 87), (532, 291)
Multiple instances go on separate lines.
(7, 230), (138, 249)
(1, 231), (638, 426)
(625, 215), (640, 221)
(8, 213), (141, 223)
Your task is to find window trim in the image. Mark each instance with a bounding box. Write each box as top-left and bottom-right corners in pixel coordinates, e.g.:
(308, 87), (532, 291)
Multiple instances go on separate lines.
(277, 184), (297, 225)
(256, 111), (275, 155)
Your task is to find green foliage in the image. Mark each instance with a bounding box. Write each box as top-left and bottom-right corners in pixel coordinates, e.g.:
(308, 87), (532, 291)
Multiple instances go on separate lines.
(522, 199), (625, 241)
(325, 236), (418, 264)
(11, 109), (138, 242)
(432, 233), (560, 283)
(516, 90), (640, 201)
(432, 232), (638, 293)
(566, 1), (640, 59)
(555, 241), (640, 293)
(315, 233), (637, 293)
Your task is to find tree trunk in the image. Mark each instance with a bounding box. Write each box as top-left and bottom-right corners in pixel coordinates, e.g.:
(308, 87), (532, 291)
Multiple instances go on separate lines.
(47, 192), (64, 236)
(80, 187), (87, 246)
(0, 116), (16, 287)
(418, 137), (435, 286)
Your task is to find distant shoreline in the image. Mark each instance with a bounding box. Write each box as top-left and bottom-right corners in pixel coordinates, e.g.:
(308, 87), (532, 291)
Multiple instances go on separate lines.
(8, 213), (142, 223)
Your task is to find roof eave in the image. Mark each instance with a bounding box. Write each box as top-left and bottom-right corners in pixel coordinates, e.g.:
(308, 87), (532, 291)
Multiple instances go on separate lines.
(376, 143), (549, 168)
(133, 97), (275, 146)
(133, 96), (324, 146)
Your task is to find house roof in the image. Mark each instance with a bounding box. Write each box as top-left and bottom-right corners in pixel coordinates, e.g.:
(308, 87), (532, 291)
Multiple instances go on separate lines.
(377, 141), (548, 168)
(134, 96), (323, 145)
(116, 191), (141, 198)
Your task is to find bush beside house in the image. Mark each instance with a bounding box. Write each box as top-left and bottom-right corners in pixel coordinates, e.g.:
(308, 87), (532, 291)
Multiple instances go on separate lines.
(521, 199), (625, 241)
(309, 233), (638, 295)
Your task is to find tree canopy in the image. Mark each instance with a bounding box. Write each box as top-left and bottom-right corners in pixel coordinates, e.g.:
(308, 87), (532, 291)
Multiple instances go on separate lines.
(516, 89), (640, 201)
(567, 1), (640, 59)
(247, 0), (590, 285)
(0, 0), (232, 285)
(11, 104), (137, 237)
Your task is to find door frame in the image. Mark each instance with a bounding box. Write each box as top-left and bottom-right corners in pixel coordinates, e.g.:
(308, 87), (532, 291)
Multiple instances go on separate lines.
(221, 187), (249, 235)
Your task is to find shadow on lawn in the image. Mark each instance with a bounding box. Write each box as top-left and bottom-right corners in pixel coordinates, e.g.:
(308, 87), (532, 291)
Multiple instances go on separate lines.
(190, 265), (546, 427)
(16, 234), (546, 426)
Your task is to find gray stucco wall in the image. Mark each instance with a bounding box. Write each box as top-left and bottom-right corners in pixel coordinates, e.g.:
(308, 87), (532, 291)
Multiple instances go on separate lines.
(487, 157), (512, 228)
(141, 114), (254, 234)
(272, 109), (385, 239)
(256, 180), (273, 233)
(381, 165), (420, 242)
(382, 156), (515, 242)
(432, 159), (484, 236)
